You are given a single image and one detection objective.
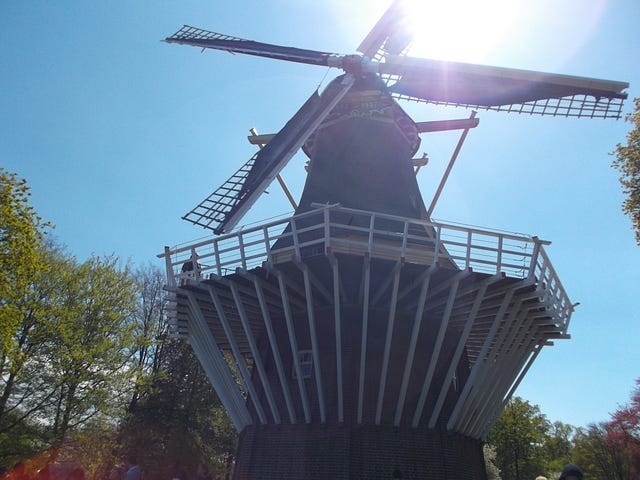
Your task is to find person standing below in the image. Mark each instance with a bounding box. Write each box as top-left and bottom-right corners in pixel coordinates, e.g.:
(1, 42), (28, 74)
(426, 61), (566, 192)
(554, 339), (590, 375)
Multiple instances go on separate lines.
(559, 464), (584, 480)
(123, 456), (143, 480)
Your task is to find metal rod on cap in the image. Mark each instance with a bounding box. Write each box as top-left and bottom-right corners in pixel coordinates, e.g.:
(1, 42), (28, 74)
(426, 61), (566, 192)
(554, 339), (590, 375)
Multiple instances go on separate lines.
(427, 111), (477, 217)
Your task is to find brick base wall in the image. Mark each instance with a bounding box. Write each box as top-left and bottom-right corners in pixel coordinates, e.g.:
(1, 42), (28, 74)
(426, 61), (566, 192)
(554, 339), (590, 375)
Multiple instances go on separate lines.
(233, 424), (487, 480)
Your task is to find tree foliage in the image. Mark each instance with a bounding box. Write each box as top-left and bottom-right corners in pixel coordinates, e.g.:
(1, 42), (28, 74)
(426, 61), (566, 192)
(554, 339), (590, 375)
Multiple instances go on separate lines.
(483, 443), (501, 480)
(605, 378), (640, 478)
(1, 173), (237, 477)
(487, 397), (551, 480)
(0, 169), (50, 381)
(486, 380), (640, 480)
(612, 97), (640, 245)
(126, 265), (171, 414)
(572, 423), (632, 480)
(119, 266), (236, 480)
(120, 340), (236, 479)
(0, 245), (138, 465)
(544, 421), (575, 474)
(44, 253), (138, 445)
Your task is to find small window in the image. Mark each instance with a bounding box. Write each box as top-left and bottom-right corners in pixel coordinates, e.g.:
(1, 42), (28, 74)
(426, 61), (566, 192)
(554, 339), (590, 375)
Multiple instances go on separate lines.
(293, 349), (313, 379)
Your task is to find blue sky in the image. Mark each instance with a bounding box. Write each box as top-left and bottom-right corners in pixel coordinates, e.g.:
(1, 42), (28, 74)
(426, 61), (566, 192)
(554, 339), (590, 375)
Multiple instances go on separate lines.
(2, 0), (639, 429)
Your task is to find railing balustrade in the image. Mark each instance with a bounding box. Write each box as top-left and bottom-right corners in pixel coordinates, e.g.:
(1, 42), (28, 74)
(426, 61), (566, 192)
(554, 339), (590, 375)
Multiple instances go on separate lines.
(159, 204), (570, 325)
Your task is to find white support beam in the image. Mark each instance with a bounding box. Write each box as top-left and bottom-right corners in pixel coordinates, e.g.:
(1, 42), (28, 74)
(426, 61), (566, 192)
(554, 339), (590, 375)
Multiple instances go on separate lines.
(277, 269), (312, 423)
(375, 260), (403, 425)
(298, 262), (327, 423)
(245, 271), (297, 424)
(184, 291), (251, 431)
(357, 255), (372, 424)
(447, 281), (522, 431)
(469, 331), (540, 438)
(503, 341), (543, 407)
(428, 273), (502, 428)
(329, 254), (344, 423)
(371, 260), (403, 307)
(206, 285), (269, 424)
(472, 310), (551, 437)
(293, 256), (333, 304)
(395, 267), (432, 305)
(412, 270), (468, 428)
(394, 265), (435, 426)
(455, 297), (535, 434)
(480, 305), (552, 418)
(461, 298), (544, 436)
(228, 280), (282, 424)
(447, 280), (535, 431)
(480, 342), (544, 439)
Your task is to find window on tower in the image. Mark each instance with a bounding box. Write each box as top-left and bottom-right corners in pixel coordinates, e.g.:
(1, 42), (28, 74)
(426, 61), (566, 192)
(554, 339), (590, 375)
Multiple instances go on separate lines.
(293, 349), (313, 379)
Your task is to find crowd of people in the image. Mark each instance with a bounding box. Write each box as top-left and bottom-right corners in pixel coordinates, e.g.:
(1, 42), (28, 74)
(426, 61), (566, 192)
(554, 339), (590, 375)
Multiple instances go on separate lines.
(0, 458), (216, 480)
(1, 461), (584, 479)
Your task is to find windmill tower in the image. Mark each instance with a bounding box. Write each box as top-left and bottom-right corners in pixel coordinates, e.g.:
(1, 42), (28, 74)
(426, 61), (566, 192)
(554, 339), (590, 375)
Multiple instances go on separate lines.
(159, 3), (628, 479)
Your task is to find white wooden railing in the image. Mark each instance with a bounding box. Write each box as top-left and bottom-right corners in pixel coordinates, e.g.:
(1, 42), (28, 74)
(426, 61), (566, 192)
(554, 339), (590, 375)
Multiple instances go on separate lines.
(159, 205), (571, 317)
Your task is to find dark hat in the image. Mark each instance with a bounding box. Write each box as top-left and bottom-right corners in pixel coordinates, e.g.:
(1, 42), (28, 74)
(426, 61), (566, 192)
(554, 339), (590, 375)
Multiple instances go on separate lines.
(560, 464), (584, 480)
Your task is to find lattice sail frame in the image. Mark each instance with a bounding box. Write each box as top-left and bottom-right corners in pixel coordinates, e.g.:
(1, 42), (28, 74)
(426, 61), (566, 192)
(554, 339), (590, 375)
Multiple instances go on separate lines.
(391, 90), (626, 119)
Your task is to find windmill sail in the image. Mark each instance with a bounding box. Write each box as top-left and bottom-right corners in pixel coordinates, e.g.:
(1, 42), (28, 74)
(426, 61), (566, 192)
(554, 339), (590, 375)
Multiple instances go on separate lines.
(357, 0), (412, 60)
(183, 75), (355, 234)
(383, 56), (629, 118)
(166, 26), (342, 68)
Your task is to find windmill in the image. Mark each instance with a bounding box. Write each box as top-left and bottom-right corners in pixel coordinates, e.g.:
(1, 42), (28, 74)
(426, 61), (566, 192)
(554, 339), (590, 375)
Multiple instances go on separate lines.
(159, 2), (628, 479)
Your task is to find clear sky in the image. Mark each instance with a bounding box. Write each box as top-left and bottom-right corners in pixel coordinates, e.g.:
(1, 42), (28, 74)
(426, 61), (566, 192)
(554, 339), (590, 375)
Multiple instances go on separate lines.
(2, 0), (639, 429)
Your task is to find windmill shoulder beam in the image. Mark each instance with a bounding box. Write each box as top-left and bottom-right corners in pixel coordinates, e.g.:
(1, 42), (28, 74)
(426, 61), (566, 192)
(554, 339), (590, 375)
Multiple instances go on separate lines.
(416, 118), (480, 133)
(247, 121), (482, 146)
(248, 133), (275, 145)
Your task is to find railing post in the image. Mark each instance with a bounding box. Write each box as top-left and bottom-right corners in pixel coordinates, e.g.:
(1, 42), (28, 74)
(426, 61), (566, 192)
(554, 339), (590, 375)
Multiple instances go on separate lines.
(465, 230), (472, 269)
(291, 216), (301, 260)
(190, 247), (200, 280)
(527, 236), (542, 281)
(368, 214), (376, 256)
(163, 246), (176, 287)
(401, 221), (409, 259)
(434, 226), (441, 264)
(323, 205), (331, 252)
(238, 233), (247, 270)
(214, 240), (222, 276)
(496, 235), (504, 274)
(263, 226), (273, 265)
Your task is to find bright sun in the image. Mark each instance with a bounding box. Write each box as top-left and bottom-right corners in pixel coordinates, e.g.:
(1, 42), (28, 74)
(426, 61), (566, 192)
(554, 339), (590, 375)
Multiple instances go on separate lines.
(402, 0), (522, 63)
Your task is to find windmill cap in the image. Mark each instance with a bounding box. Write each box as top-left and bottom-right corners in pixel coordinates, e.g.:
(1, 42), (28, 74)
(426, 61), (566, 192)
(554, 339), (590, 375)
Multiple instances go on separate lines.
(560, 464), (584, 479)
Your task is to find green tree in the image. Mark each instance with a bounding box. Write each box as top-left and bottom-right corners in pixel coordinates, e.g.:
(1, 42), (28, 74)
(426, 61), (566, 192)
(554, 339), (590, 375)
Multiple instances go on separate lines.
(0, 244), (138, 465)
(120, 340), (236, 480)
(612, 97), (640, 245)
(45, 253), (137, 444)
(544, 421), (575, 474)
(573, 423), (631, 480)
(116, 264), (236, 479)
(487, 397), (551, 480)
(0, 169), (51, 419)
(606, 378), (640, 478)
(484, 443), (502, 480)
(126, 264), (170, 413)
(0, 169), (50, 344)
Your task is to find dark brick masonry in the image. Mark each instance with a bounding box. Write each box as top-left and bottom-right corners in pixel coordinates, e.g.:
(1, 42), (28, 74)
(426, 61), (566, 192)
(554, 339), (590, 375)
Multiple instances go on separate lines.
(234, 423), (486, 480)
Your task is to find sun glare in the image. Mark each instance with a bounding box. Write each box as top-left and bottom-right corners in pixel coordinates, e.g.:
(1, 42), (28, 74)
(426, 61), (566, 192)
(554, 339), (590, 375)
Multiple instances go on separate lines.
(402, 0), (522, 63)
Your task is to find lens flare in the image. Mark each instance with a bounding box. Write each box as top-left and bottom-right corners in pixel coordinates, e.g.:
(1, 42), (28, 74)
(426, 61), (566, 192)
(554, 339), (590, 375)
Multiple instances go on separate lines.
(402, 0), (522, 62)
